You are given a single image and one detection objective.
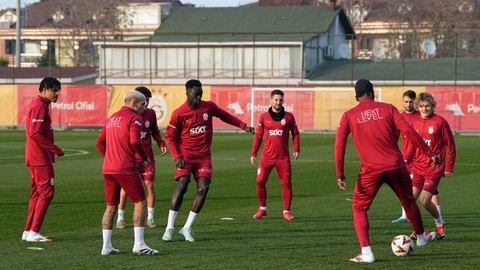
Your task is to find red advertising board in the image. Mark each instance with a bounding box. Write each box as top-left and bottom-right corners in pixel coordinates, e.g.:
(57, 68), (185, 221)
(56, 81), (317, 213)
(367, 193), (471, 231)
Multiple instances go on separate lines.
(426, 86), (480, 131)
(17, 85), (108, 127)
(210, 86), (316, 129)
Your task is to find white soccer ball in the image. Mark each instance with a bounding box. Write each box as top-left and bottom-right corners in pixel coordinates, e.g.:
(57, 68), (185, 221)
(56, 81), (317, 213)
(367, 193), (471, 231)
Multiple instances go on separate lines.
(391, 235), (414, 256)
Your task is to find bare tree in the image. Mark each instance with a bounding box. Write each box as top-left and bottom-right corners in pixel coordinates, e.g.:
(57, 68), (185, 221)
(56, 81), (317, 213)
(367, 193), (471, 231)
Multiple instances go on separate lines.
(51, 0), (130, 66)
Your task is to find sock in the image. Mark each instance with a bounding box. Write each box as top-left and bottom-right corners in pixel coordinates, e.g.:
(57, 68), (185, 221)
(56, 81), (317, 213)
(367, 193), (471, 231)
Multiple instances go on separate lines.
(361, 246), (373, 257)
(260, 206), (267, 211)
(117, 210), (125, 222)
(401, 207), (407, 219)
(417, 232), (426, 241)
(134, 227), (145, 247)
(184, 211), (198, 229)
(166, 210), (178, 230)
(434, 216), (444, 226)
(283, 210), (290, 214)
(147, 208), (154, 220)
(436, 205), (442, 217)
(102, 229), (112, 250)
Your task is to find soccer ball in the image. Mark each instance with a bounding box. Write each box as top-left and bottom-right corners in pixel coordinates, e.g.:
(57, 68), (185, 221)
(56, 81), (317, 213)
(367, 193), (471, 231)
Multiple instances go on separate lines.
(391, 235), (414, 256)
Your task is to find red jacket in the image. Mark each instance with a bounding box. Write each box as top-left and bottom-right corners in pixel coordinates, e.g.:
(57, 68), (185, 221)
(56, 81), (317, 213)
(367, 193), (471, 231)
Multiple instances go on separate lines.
(25, 96), (62, 166)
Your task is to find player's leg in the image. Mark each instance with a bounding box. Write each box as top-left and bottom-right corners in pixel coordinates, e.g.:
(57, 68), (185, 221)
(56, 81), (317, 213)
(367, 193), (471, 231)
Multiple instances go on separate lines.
(101, 174), (120, 255)
(144, 181), (156, 227)
(119, 173), (158, 255)
(116, 189), (127, 229)
(349, 172), (381, 263)
(253, 159), (273, 219)
(26, 165), (55, 242)
(276, 159), (293, 220)
(141, 160), (157, 228)
(23, 167), (39, 240)
(162, 175), (191, 241)
(179, 176), (210, 242)
(419, 176), (445, 239)
(392, 173), (414, 223)
(392, 171), (435, 245)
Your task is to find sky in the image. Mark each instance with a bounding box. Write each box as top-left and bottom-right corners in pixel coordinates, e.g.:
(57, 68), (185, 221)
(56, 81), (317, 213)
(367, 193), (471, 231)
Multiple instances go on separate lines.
(1, 0), (257, 9)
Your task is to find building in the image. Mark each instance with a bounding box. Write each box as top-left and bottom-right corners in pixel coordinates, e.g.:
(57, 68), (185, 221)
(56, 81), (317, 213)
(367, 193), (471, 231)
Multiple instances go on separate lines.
(96, 5), (355, 85)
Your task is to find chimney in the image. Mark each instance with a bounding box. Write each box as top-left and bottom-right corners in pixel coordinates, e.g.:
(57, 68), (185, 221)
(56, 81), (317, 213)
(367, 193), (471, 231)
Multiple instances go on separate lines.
(329, 0), (336, 10)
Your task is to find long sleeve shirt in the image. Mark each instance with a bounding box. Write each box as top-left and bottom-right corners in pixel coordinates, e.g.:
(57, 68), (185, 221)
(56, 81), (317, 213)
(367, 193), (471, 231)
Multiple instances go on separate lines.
(405, 113), (456, 177)
(135, 108), (165, 162)
(335, 98), (434, 180)
(25, 96), (63, 166)
(251, 111), (300, 160)
(96, 106), (148, 174)
(165, 100), (247, 161)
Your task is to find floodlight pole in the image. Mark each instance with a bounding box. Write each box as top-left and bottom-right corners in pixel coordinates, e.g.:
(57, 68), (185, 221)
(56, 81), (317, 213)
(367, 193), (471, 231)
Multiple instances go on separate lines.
(15, 0), (21, 67)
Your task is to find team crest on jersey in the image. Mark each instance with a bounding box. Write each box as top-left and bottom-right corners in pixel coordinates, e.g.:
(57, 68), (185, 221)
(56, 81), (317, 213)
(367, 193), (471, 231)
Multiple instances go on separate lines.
(281, 119), (286, 125)
(50, 178), (55, 186)
(203, 113), (209, 121)
(145, 120), (150, 128)
(428, 126), (434, 134)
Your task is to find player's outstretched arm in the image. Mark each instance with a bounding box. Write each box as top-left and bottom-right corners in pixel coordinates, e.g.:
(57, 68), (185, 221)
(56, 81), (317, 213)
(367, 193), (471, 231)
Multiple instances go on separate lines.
(243, 125), (255, 134)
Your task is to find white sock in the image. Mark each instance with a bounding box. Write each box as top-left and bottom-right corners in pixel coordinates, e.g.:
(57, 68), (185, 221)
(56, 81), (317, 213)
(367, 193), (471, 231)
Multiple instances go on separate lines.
(184, 211), (198, 229)
(361, 246), (373, 257)
(166, 210), (178, 230)
(134, 227), (145, 247)
(283, 210), (290, 214)
(434, 216), (444, 226)
(102, 229), (113, 250)
(147, 207), (155, 220)
(401, 207), (407, 219)
(260, 206), (267, 211)
(117, 210), (125, 222)
(417, 232), (426, 241)
(436, 205), (442, 217)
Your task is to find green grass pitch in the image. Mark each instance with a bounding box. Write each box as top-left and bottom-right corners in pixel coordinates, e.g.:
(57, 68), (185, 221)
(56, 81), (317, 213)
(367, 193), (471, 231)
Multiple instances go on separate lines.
(0, 130), (479, 269)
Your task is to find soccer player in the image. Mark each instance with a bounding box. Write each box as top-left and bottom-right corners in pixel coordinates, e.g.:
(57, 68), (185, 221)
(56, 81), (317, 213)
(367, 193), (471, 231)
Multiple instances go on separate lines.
(335, 79), (439, 263)
(392, 90), (419, 223)
(22, 77), (64, 243)
(161, 79), (255, 242)
(116, 86), (168, 229)
(404, 92), (456, 240)
(392, 90), (442, 223)
(96, 90), (158, 256)
(250, 89), (300, 221)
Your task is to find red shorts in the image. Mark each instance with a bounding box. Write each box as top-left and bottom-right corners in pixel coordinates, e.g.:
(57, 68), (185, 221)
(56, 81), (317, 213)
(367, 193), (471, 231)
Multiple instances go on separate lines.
(137, 160), (155, 182)
(412, 174), (441, 194)
(103, 172), (146, 205)
(29, 164), (55, 199)
(174, 158), (212, 181)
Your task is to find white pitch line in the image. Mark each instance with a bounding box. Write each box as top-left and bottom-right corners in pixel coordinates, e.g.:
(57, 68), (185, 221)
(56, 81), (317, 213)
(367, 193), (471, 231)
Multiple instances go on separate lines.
(0, 148), (89, 159)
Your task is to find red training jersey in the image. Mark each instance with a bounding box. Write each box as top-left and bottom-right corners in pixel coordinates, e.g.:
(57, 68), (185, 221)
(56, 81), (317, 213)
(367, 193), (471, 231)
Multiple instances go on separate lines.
(405, 113), (456, 177)
(25, 96), (63, 166)
(135, 108), (165, 162)
(400, 110), (421, 158)
(165, 100), (247, 160)
(96, 106), (148, 174)
(335, 98), (434, 180)
(251, 110), (300, 160)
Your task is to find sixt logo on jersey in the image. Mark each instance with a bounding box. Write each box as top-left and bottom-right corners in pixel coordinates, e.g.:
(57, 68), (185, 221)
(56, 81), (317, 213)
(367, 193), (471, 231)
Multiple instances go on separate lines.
(269, 129), (284, 136)
(190, 126), (207, 134)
